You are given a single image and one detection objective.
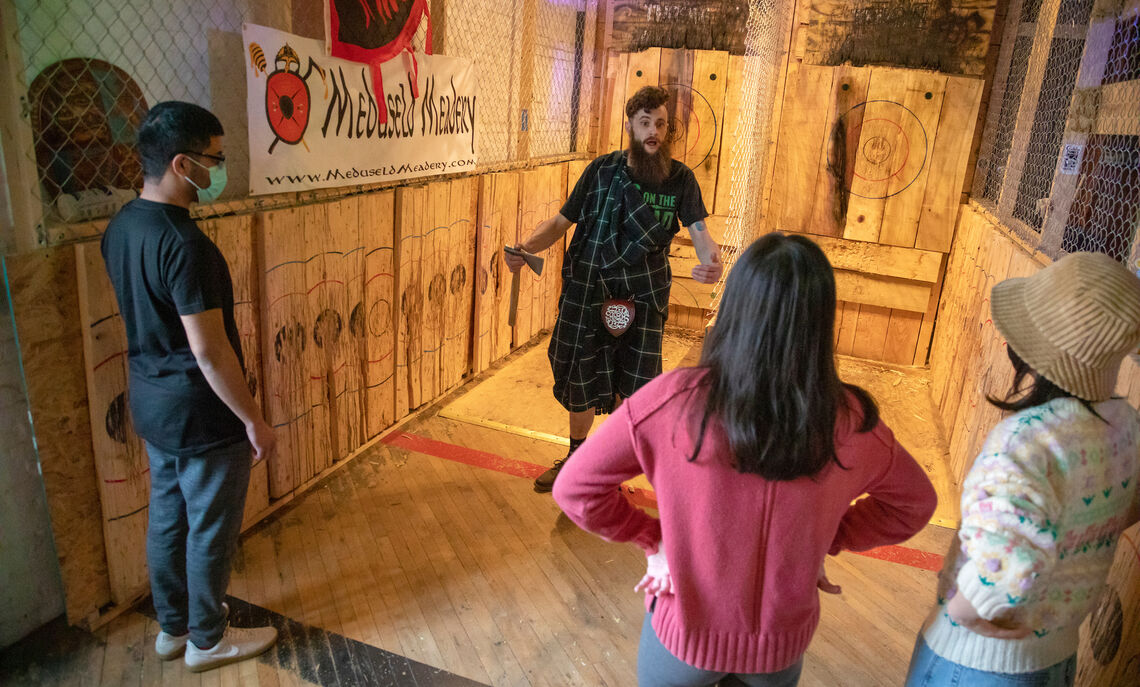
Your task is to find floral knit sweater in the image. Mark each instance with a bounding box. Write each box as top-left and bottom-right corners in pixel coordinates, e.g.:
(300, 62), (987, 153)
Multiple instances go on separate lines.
(923, 397), (1140, 674)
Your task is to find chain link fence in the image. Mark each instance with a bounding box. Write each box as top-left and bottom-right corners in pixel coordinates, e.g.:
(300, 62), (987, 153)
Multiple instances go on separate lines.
(973, 0), (1140, 268)
(712, 0), (796, 312)
(5, 0), (595, 244)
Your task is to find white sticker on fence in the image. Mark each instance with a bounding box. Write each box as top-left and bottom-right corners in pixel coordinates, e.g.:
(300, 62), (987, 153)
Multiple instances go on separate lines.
(1060, 144), (1084, 175)
(243, 23), (477, 195)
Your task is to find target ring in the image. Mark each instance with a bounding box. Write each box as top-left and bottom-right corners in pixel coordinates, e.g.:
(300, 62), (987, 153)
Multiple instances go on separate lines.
(830, 100), (928, 200)
(659, 82), (719, 170)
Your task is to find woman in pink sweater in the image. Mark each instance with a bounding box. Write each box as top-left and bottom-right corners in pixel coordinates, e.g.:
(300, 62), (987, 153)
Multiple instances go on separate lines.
(553, 233), (938, 686)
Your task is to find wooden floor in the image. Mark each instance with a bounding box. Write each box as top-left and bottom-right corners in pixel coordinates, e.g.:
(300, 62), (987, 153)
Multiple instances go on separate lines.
(0, 338), (959, 687)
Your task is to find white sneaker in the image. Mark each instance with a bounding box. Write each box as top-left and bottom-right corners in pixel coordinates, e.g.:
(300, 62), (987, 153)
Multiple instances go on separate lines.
(184, 625), (278, 673)
(154, 601), (229, 660)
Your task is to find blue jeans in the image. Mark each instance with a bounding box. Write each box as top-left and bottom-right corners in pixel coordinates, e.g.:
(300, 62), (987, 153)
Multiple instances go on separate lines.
(905, 635), (1076, 687)
(146, 440), (251, 649)
(637, 612), (803, 687)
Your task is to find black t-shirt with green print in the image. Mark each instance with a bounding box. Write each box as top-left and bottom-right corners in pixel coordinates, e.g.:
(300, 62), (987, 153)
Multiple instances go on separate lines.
(561, 157), (708, 233)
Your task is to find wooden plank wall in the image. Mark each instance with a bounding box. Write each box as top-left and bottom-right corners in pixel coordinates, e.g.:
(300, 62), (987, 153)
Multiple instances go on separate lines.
(930, 202), (1140, 687)
(768, 64), (984, 364)
(8, 161), (575, 629)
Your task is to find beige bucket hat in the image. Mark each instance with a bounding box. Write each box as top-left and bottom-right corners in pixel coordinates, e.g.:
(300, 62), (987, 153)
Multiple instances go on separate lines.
(990, 251), (1140, 402)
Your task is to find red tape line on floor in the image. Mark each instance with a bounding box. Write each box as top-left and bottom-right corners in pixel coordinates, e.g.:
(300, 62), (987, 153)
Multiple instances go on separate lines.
(382, 431), (945, 573)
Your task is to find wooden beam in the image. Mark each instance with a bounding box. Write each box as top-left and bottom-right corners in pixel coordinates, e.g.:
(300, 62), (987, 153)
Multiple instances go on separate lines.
(788, 231), (943, 283)
(833, 270), (930, 313)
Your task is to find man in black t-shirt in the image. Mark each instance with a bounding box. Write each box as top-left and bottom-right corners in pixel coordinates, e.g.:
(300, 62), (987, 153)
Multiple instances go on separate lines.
(102, 102), (277, 672)
(504, 86), (723, 493)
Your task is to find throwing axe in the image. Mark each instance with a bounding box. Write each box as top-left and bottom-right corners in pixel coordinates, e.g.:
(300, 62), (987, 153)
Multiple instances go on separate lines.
(504, 245), (544, 327)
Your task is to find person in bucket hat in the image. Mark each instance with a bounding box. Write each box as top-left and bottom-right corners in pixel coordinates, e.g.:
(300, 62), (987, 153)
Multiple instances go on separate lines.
(906, 252), (1140, 687)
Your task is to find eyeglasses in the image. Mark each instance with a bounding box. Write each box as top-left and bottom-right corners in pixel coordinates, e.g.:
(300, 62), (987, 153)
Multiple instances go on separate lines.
(179, 151), (226, 165)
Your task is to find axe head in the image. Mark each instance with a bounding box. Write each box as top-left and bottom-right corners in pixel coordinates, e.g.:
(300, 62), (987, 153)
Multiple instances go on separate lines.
(504, 245), (545, 275)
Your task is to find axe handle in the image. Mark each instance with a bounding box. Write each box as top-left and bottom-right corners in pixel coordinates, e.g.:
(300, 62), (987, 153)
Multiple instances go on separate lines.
(508, 269), (521, 328)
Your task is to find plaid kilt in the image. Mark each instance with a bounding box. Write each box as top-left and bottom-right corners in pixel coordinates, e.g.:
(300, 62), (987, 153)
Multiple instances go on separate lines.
(549, 152), (678, 414)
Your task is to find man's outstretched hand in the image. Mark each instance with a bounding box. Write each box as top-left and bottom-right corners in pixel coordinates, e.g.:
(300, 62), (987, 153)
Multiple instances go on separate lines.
(691, 251), (722, 284)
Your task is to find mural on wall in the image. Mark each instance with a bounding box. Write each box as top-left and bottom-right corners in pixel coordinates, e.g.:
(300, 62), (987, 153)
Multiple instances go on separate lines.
(802, 0), (995, 76)
(29, 58), (146, 221)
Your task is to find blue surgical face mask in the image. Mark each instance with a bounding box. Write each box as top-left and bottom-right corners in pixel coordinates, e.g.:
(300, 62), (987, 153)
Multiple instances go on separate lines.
(184, 156), (227, 204)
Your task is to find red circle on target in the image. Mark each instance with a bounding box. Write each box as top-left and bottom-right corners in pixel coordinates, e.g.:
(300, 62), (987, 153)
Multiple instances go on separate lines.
(849, 118), (910, 183)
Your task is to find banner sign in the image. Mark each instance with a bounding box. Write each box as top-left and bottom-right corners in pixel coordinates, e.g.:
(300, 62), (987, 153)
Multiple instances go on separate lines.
(242, 23), (476, 195)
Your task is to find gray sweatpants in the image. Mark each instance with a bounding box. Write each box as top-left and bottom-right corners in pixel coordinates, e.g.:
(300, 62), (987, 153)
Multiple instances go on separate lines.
(637, 611), (804, 687)
(145, 440), (251, 649)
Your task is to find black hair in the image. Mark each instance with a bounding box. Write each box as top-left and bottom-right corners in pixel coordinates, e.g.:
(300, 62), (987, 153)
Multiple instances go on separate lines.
(692, 233), (879, 480)
(136, 101), (223, 180)
(987, 346), (1103, 418)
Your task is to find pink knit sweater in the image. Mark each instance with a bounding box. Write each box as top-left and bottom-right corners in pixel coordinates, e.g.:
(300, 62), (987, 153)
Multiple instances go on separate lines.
(553, 368), (938, 674)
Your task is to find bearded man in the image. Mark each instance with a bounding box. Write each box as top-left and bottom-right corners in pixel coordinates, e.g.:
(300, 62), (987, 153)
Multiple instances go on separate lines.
(504, 86), (722, 493)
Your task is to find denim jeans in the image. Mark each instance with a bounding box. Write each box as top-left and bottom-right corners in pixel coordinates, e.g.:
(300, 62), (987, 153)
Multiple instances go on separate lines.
(637, 612), (803, 687)
(146, 440), (251, 649)
(905, 635), (1076, 687)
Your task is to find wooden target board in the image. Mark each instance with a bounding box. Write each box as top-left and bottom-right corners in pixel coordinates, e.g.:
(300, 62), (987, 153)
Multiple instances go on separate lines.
(75, 241), (149, 605)
(199, 215), (269, 525)
(473, 172), (520, 374)
(514, 164), (566, 346)
(260, 206), (317, 498)
(360, 190), (397, 439)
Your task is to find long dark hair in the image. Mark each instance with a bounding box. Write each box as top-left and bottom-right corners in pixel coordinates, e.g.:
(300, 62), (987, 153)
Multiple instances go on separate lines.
(987, 346), (1102, 418)
(692, 233), (879, 480)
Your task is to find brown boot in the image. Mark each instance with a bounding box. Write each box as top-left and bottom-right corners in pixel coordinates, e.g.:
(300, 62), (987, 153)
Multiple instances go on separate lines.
(533, 459), (566, 493)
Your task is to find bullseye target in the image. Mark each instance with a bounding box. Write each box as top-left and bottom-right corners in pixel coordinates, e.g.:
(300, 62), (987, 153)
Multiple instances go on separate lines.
(830, 99), (928, 200)
(659, 81), (719, 170)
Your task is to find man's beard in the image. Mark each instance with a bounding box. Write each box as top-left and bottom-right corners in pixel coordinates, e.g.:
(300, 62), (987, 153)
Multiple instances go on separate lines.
(627, 134), (672, 186)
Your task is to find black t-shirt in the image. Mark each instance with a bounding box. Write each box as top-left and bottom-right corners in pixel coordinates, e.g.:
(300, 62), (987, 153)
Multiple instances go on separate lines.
(560, 156), (708, 232)
(101, 199), (246, 456)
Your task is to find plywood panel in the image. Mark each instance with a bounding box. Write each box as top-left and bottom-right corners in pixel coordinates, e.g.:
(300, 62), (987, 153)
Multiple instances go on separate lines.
(360, 190), (397, 438)
(395, 185), (429, 417)
(622, 48), (662, 149)
(442, 177), (478, 393)
(313, 199), (366, 463)
(659, 48), (695, 162)
(604, 52), (630, 154)
(835, 301), (861, 356)
(877, 70), (947, 248)
(881, 309), (923, 365)
(260, 206), (314, 498)
(844, 69), (944, 244)
(850, 304), (891, 360)
(474, 173), (519, 374)
(808, 65), (871, 236)
(916, 76), (984, 252)
(685, 50), (729, 207)
(713, 55), (745, 216)
(514, 165), (566, 346)
(198, 214), (269, 522)
(422, 183), (448, 403)
(769, 63), (835, 233)
(299, 205), (334, 480)
(5, 247), (110, 624)
(75, 242), (149, 606)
